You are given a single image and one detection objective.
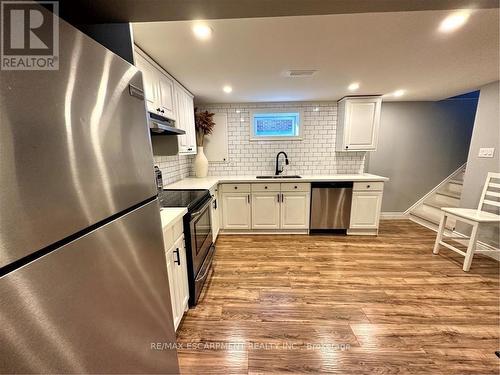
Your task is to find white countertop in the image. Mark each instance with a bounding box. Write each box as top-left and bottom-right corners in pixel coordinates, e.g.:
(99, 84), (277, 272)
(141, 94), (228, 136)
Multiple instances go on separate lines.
(160, 207), (187, 227)
(165, 174), (388, 190)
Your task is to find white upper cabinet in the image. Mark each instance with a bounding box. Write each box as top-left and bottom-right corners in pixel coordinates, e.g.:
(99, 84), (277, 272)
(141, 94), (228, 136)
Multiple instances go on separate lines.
(134, 48), (176, 120)
(174, 82), (197, 155)
(134, 46), (197, 155)
(157, 74), (176, 120)
(134, 52), (159, 113)
(336, 96), (382, 151)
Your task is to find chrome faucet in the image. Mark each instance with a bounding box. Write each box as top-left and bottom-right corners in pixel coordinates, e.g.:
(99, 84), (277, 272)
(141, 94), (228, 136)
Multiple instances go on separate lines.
(275, 151), (289, 175)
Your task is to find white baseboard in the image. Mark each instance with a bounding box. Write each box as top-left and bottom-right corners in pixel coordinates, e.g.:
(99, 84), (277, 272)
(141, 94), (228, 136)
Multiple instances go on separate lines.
(380, 212), (409, 220)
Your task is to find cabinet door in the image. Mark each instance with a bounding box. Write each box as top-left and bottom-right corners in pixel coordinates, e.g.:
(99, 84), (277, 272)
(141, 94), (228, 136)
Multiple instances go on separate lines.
(165, 246), (181, 330)
(175, 85), (197, 155)
(252, 192), (280, 229)
(158, 74), (176, 120)
(135, 53), (159, 113)
(211, 191), (220, 241)
(345, 98), (381, 150)
(173, 236), (189, 315)
(350, 192), (382, 229)
(221, 193), (251, 230)
(280, 192), (310, 229)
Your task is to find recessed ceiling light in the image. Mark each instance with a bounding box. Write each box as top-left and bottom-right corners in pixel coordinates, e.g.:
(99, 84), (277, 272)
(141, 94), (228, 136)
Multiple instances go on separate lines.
(313, 107), (319, 112)
(240, 118), (245, 122)
(192, 24), (212, 40)
(439, 11), (470, 33)
(348, 82), (360, 91)
(223, 85), (232, 93)
(236, 110), (241, 113)
(393, 89), (406, 97)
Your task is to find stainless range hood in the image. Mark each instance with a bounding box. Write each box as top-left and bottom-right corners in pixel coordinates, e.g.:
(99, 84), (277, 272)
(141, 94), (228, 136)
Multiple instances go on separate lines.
(149, 112), (186, 135)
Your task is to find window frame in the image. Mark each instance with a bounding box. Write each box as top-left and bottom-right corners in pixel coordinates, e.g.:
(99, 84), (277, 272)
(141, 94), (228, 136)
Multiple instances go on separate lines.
(249, 108), (304, 141)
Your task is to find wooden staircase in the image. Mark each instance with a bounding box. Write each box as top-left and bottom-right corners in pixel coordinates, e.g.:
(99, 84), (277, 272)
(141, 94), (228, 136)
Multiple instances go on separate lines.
(409, 166), (466, 232)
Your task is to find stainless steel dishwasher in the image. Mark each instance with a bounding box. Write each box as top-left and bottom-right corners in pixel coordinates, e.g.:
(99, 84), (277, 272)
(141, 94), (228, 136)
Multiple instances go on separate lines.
(310, 182), (353, 233)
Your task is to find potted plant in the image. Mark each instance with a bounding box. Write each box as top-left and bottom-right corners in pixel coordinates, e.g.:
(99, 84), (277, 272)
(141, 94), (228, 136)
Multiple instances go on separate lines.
(193, 108), (215, 177)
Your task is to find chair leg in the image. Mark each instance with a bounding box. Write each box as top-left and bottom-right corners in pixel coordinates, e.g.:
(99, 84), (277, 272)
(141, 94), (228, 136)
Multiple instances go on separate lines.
(463, 222), (479, 272)
(433, 213), (447, 254)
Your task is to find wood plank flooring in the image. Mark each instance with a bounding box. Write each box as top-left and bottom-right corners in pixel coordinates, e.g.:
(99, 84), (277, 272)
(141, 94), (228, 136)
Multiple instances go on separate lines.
(176, 220), (499, 374)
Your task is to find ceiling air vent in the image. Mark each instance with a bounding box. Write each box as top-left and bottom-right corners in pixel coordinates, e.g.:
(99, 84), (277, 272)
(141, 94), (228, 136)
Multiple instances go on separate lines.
(286, 69), (317, 77)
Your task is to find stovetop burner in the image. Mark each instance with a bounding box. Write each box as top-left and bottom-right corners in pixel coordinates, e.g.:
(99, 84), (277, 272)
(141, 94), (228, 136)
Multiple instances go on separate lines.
(159, 189), (210, 212)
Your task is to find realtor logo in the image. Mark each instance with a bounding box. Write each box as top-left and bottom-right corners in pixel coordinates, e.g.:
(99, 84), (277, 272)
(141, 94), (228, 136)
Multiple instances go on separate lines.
(1, 1), (59, 70)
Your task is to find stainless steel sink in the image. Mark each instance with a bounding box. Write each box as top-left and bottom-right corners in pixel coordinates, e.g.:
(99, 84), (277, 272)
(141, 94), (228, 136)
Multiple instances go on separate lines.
(256, 175), (302, 179)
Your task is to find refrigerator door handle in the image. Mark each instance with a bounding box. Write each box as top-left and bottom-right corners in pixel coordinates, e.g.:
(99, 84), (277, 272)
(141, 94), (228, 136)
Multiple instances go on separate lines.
(129, 84), (144, 100)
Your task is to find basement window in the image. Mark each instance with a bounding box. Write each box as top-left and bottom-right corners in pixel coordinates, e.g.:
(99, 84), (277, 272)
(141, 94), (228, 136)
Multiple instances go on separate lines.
(250, 110), (304, 140)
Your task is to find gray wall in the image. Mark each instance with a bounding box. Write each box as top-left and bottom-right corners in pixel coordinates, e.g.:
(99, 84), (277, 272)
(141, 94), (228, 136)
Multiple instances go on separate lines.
(457, 81), (500, 248)
(368, 99), (477, 212)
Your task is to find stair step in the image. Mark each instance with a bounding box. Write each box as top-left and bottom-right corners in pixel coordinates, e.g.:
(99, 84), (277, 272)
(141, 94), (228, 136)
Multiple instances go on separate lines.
(449, 179), (463, 185)
(409, 215), (456, 236)
(425, 200), (446, 209)
(424, 194), (460, 209)
(436, 189), (461, 200)
(446, 181), (463, 194)
(410, 206), (455, 230)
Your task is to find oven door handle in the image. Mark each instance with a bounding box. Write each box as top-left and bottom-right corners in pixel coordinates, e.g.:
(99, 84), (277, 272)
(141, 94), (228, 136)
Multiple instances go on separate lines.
(195, 245), (216, 282)
(190, 200), (211, 219)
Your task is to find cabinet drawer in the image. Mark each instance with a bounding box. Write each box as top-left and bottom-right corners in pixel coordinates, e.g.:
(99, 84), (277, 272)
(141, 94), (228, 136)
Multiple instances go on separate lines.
(221, 183), (251, 193)
(353, 182), (383, 192)
(252, 183), (280, 192)
(162, 218), (183, 250)
(280, 182), (311, 192)
(173, 219), (183, 241)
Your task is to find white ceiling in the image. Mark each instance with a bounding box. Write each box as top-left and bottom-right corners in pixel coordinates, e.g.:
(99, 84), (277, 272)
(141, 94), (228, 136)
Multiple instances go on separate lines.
(132, 9), (499, 103)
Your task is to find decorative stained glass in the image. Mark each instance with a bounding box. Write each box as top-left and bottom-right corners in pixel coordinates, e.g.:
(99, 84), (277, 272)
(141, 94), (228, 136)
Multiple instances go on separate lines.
(252, 112), (300, 138)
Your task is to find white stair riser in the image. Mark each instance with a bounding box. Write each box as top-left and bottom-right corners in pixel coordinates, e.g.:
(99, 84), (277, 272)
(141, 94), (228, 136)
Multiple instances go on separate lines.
(447, 181), (463, 194)
(425, 194), (460, 208)
(413, 204), (456, 228)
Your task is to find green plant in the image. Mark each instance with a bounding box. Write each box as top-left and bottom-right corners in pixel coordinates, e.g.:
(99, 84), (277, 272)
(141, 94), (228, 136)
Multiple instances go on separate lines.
(194, 108), (216, 146)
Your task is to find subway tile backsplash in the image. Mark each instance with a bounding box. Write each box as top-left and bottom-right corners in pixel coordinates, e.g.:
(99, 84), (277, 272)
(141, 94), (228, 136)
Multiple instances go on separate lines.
(154, 153), (192, 185)
(155, 101), (366, 184)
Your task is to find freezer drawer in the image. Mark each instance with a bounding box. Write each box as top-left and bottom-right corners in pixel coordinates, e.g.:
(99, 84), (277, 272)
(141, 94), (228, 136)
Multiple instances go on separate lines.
(0, 15), (156, 268)
(0, 200), (179, 374)
(310, 182), (353, 231)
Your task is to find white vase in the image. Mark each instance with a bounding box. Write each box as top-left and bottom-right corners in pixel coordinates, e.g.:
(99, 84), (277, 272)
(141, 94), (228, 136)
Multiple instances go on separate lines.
(193, 146), (209, 178)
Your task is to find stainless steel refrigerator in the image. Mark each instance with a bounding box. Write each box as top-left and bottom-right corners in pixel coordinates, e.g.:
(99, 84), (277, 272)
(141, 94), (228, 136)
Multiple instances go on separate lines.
(0, 13), (180, 374)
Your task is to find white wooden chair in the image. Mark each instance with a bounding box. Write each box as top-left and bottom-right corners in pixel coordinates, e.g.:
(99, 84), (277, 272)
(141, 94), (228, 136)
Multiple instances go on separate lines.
(433, 172), (500, 271)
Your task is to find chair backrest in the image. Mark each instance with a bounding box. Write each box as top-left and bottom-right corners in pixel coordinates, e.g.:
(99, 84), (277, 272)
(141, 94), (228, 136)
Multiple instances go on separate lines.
(478, 172), (500, 211)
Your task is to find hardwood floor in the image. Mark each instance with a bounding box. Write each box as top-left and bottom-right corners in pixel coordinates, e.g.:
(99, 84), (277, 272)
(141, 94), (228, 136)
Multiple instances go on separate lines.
(176, 220), (499, 374)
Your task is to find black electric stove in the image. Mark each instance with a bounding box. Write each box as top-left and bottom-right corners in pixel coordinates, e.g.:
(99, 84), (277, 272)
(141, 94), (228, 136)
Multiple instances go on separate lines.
(159, 188), (215, 307)
(159, 189), (211, 212)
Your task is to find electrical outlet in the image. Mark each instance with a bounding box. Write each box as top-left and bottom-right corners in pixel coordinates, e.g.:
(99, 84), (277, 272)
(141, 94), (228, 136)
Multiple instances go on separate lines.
(478, 147), (495, 158)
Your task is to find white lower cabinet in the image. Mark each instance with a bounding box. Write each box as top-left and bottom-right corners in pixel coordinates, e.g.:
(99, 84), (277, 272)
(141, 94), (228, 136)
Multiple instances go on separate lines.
(252, 192), (280, 229)
(210, 186), (220, 242)
(350, 191), (383, 229)
(221, 193), (251, 229)
(281, 192), (310, 229)
(162, 217), (189, 331)
(219, 181), (383, 235)
(220, 183), (310, 232)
